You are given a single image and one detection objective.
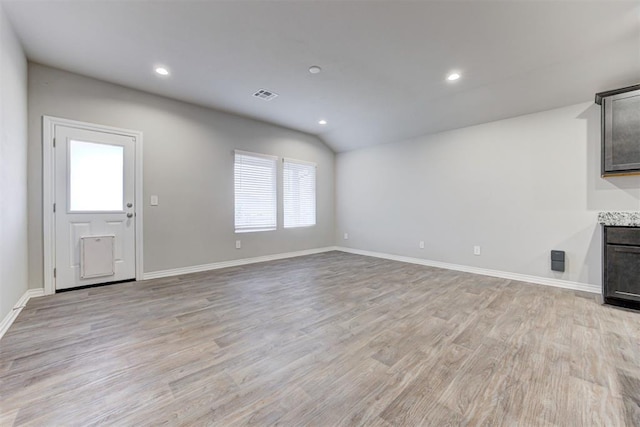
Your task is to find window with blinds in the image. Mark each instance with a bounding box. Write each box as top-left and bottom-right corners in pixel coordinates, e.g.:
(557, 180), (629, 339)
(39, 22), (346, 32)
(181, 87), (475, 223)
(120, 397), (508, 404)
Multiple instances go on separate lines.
(283, 158), (316, 228)
(234, 151), (277, 233)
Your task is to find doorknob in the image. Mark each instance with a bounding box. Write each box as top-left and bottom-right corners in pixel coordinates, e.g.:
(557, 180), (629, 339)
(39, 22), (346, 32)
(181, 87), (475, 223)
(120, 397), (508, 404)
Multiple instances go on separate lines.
(126, 213), (133, 218)
(127, 203), (133, 208)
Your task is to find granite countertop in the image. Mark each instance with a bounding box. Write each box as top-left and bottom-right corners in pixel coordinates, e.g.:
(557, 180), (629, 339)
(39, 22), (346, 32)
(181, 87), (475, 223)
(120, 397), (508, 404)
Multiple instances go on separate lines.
(598, 211), (640, 227)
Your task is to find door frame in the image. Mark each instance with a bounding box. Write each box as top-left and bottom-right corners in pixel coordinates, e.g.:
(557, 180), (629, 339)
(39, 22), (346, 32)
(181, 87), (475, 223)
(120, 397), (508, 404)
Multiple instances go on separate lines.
(42, 116), (144, 295)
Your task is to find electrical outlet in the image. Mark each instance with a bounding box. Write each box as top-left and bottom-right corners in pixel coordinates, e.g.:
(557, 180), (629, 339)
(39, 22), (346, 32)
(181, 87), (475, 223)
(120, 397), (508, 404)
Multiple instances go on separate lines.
(235, 240), (241, 249)
(473, 245), (481, 256)
(419, 241), (425, 249)
(150, 195), (159, 206)
(344, 233), (349, 240)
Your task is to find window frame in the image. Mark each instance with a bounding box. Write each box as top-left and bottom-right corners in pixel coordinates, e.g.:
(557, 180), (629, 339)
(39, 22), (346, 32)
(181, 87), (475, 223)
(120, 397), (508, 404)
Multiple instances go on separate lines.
(282, 157), (317, 229)
(234, 150), (278, 233)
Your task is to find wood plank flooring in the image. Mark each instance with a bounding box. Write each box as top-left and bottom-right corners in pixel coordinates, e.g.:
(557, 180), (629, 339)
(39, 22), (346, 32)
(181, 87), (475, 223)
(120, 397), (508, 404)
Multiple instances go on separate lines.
(1, 251), (639, 426)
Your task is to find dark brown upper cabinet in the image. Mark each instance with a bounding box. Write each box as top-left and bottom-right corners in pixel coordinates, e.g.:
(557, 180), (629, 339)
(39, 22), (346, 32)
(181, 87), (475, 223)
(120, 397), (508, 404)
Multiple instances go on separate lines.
(596, 85), (640, 176)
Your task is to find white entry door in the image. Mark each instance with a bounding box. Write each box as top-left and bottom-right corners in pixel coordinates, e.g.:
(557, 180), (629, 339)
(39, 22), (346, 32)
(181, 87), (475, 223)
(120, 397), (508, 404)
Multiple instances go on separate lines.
(54, 125), (137, 290)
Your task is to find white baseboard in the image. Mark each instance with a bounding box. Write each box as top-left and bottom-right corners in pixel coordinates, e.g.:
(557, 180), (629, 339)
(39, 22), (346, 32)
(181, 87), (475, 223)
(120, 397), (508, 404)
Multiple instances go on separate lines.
(143, 245), (599, 294)
(335, 246), (600, 294)
(0, 247), (599, 340)
(0, 288), (45, 340)
(143, 246), (340, 280)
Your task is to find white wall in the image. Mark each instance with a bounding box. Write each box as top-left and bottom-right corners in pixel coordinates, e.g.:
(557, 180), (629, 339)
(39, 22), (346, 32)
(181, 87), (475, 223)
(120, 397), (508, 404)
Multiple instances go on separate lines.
(28, 64), (335, 288)
(0, 4), (29, 319)
(336, 102), (640, 286)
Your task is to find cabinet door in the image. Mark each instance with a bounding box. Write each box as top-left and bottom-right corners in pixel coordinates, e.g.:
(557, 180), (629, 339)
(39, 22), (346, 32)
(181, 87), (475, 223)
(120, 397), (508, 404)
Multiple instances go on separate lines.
(603, 90), (640, 174)
(605, 244), (640, 301)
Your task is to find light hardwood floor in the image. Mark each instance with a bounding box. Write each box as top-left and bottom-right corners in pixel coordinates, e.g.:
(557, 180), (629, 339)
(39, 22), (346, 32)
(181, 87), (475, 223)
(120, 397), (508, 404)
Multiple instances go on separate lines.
(1, 251), (639, 426)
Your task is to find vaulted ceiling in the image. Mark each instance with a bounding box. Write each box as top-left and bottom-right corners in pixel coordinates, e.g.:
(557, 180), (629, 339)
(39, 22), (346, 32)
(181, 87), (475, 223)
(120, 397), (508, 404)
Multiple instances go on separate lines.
(3, 1), (639, 152)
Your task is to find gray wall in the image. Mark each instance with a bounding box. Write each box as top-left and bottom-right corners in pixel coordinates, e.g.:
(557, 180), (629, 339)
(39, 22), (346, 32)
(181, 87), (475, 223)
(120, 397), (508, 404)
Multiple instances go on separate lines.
(336, 102), (640, 286)
(28, 63), (335, 288)
(23, 63), (640, 292)
(0, 4), (28, 318)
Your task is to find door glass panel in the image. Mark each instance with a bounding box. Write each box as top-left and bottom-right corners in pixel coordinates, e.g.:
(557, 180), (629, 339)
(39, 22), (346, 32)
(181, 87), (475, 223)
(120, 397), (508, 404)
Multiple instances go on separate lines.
(69, 140), (124, 211)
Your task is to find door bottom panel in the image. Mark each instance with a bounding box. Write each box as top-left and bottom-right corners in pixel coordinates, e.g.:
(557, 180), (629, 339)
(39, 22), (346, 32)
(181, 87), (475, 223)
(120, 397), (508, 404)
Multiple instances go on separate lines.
(55, 278), (136, 293)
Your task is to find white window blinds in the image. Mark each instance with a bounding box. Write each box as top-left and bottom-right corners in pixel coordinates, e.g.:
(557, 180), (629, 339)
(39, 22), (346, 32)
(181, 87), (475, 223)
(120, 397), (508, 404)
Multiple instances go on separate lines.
(234, 151), (277, 232)
(283, 158), (316, 228)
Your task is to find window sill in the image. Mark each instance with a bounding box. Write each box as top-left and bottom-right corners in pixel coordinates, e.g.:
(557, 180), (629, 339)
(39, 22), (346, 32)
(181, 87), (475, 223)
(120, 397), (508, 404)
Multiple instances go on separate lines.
(235, 228), (277, 234)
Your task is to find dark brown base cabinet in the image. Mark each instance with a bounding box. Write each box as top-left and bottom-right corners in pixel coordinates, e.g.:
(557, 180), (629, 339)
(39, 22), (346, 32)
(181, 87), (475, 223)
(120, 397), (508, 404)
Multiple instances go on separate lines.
(604, 226), (640, 310)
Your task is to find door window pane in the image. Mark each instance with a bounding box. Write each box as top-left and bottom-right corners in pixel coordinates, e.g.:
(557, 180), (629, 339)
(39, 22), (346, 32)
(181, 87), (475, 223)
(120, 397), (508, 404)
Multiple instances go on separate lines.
(69, 140), (124, 211)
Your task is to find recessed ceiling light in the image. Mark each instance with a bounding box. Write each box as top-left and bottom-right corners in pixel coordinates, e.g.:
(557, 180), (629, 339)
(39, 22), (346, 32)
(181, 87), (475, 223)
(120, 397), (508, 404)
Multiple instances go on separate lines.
(318, 119), (327, 125)
(309, 66), (322, 74)
(155, 67), (170, 76)
(447, 72), (461, 81)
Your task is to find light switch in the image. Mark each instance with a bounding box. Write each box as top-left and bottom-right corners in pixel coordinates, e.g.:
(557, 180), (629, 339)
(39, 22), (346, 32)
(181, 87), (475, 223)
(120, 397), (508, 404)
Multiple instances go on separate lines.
(150, 195), (159, 206)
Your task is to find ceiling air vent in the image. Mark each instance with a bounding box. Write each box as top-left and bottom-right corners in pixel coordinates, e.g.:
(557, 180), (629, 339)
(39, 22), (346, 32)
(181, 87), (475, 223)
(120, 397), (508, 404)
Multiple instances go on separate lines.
(253, 89), (278, 101)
